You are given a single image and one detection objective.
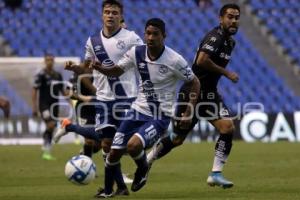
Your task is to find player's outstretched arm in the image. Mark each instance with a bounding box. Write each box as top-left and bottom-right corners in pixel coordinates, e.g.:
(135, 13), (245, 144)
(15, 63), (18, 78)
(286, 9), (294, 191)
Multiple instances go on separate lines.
(179, 76), (200, 129)
(91, 61), (124, 77)
(196, 52), (239, 83)
(65, 60), (92, 74)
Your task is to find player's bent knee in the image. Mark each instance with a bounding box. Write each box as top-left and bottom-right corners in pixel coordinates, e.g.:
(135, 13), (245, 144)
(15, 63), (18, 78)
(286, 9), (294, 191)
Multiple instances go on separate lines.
(101, 139), (112, 153)
(218, 122), (235, 134)
(172, 136), (185, 146)
(127, 135), (143, 155)
(85, 139), (94, 146)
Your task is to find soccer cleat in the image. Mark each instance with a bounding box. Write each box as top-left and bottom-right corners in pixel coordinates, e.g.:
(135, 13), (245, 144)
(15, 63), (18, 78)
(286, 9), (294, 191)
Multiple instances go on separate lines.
(207, 172), (233, 189)
(94, 187), (114, 198)
(131, 165), (150, 192)
(42, 152), (56, 160)
(114, 187), (129, 196)
(122, 173), (133, 184)
(53, 118), (71, 143)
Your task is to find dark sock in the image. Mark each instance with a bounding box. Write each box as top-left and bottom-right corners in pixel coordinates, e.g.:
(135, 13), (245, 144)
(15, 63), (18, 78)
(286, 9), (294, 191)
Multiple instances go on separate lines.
(104, 164), (115, 194)
(104, 161), (125, 194)
(43, 129), (52, 146)
(134, 151), (148, 168)
(83, 144), (93, 157)
(66, 125), (100, 141)
(114, 163), (127, 189)
(156, 136), (176, 159)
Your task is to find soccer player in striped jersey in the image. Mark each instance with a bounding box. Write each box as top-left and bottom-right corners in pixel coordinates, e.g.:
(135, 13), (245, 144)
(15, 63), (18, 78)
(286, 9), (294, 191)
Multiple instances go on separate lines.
(55, 0), (143, 197)
(92, 18), (200, 197)
(146, 3), (240, 189)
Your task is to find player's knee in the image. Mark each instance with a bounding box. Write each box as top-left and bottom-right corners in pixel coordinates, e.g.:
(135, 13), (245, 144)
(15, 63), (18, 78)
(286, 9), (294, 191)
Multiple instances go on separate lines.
(84, 139), (94, 146)
(127, 135), (143, 156)
(101, 139), (112, 153)
(108, 149), (121, 163)
(172, 136), (185, 146)
(218, 122), (235, 134)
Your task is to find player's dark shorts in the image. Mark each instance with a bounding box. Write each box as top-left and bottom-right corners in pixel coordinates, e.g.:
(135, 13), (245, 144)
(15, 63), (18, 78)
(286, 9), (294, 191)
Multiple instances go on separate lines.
(39, 103), (59, 122)
(75, 98), (97, 126)
(95, 98), (135, 139)
(173, 86), (231, 136)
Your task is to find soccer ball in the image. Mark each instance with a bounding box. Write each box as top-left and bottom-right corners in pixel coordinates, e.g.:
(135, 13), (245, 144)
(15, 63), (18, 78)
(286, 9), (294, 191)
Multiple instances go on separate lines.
(65, 155), (96, 185)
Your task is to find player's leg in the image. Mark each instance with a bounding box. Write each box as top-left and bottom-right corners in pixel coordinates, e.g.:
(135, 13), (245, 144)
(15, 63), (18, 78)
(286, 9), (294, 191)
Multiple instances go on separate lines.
(147, 89), (198, 165)
(130, 117), (170, 192)
(40, 107), (57, 160)
(96, 118), (138, 198)
(207, 113), (235, 188)
(53, 119), (100, 142)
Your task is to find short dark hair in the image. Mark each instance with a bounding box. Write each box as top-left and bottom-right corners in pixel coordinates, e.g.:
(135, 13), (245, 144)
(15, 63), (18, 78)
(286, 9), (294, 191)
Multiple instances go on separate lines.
(219, 3), (240, 16)
(145, 18), (166, 36)
(102, 0), (123, 14)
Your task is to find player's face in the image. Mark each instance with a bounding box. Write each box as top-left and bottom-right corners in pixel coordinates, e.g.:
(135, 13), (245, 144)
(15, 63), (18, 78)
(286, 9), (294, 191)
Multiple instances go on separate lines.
(44, 56), (54, 69)
(220, 8), (240, 35)
(144, 25), (164, 48)
(102, 4), (122, 30)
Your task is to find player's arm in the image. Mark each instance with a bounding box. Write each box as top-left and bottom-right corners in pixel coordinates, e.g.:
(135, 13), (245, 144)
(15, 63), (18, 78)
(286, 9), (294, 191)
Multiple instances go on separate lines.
(31, 88), (38, 117)
(91, 62), (124, 77)
(179, 76), (200, 129)
(64, 60), (92, 74)
(196, 52), (238, 83)
(92, 46), (136, 77)
(80, 75), (96, 95)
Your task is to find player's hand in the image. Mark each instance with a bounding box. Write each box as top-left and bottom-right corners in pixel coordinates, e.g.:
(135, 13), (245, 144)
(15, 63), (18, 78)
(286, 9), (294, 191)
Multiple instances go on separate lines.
(32, 110), (38, 117)
(91, 61), (102, 70)
(179, 112), (192, 130)
(225, 71), (239, 83)
(65, 61), (76, 71)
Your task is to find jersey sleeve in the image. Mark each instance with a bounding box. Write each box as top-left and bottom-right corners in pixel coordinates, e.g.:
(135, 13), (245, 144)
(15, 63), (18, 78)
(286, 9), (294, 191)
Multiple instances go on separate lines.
(117, 46), (137, 72)
(33, 72), (41, 89)
(173, 56), (195, 82)
(84, 37), (95, 61)
(199, 33), (222, 56)
(130, 31), (143, 46)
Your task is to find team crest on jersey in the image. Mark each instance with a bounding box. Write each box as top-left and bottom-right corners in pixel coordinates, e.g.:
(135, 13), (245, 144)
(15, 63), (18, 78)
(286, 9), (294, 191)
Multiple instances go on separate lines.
(210, 37), (217, 42)
(116, 40), (126, 49)
(159, 65), (168, 74)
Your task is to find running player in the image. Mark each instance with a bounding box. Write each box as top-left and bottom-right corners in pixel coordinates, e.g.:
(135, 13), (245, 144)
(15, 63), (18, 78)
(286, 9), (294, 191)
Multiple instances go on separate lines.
(92, 18), (200, 197)
(147, 3), (240, 189)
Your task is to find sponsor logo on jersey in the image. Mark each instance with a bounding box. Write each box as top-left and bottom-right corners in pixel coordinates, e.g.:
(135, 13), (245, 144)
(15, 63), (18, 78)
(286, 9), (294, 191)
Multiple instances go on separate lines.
(102, 59), (114, 67)
(220, 52), (231, 60)
(203, 44), (214, 51)
(210, 37), (217, 42)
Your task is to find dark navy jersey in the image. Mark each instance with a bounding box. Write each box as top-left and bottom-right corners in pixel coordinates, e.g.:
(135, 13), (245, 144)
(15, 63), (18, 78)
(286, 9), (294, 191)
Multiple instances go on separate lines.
(192, 26), (236, 90)
(33, 69), (63, 107)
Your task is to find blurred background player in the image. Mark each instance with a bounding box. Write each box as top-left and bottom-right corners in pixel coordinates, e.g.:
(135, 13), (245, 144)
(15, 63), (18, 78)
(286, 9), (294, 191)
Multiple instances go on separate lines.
(147, 3), (240, 189)
(32, 54), (69, 160)
(92, 17), (200, 196)
(0, 96), (10, 118)
(60, 68), (100, 158)
(58, 0), (143, 197)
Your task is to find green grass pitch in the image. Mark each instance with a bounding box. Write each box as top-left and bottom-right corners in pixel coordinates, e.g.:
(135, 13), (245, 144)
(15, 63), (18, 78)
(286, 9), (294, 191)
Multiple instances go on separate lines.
(0, 142), (299, 200)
